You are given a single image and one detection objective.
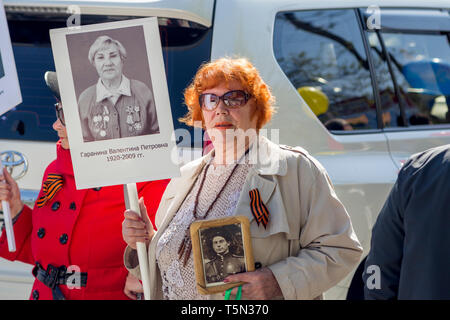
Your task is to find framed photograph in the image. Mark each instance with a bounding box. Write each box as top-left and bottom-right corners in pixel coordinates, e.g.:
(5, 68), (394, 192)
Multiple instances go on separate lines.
(190, 216), (255, 295)
(50, 18), (180, 189)
(0, 0), (22, 116)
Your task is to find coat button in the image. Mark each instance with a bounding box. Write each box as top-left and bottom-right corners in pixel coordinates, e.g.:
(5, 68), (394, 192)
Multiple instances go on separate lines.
(32, 290), (39, 300)
(92, 187), (102, 191)
(69, 202), (76, 210)
(37, 228), (45, 239)
(51, 201), (61, 211)
(59, 233), (68, 245)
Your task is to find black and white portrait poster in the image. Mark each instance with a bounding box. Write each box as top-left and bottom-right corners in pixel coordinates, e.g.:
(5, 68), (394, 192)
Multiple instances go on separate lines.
(50, 18), (180, 189)
(0, 0), (22, 116)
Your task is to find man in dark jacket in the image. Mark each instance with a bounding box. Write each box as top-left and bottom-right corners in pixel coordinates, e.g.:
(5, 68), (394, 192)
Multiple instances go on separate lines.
(363, 145), (450, 299)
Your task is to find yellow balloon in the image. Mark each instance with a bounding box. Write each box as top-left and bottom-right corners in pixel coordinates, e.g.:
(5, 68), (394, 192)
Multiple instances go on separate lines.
(297, 86), (329, 116)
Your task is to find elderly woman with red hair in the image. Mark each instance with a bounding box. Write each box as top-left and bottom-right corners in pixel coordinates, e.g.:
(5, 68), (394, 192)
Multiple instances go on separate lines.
(122, 57), (362, 300)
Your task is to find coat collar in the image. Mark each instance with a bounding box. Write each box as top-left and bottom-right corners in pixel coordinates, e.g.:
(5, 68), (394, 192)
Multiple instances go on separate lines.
(95, 75), (131, 103)
(248, 135), (287, 176)
(55, 140), (75, 177)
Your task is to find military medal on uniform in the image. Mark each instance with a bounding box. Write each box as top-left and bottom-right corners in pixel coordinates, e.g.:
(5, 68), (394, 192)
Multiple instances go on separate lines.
(92, 105), (110, 137)
(126, 105), (141, 133)
(101, 105), (109, 137)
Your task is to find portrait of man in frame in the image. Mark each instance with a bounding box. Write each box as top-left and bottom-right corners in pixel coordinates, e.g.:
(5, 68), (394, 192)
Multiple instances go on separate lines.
(190, 216), (254, 295)
(201, 223), (246, 285)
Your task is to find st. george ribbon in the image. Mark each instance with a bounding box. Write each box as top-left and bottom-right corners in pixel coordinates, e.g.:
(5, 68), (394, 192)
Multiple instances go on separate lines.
(0, 158), (16, 252)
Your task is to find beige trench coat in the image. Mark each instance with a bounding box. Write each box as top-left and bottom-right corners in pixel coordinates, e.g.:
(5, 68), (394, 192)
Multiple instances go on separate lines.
(124, 136), (363, 300)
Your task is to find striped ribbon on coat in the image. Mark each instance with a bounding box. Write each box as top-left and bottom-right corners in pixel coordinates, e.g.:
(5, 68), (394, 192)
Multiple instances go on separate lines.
(249, 188), (270, 229)
(36, 174), (63, 208)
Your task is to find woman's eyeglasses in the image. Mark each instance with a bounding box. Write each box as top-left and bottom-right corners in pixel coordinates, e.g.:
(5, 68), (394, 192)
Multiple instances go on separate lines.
(54, 101), (65, 126)
(199, 90), (251, 111)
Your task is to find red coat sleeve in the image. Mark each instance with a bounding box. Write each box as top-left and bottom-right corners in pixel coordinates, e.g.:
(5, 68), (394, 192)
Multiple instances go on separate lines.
(0, 205), (34, 264)
(0, 160), (56, 265)
(137, 179), (170, 229)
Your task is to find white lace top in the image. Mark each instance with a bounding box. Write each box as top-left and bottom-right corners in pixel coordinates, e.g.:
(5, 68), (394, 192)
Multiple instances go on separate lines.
(156, 159), (251, 300)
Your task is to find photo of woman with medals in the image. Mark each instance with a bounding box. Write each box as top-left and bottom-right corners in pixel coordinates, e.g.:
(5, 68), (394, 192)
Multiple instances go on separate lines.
(77, 35), (159, 142)
(122, 57), (363, 300)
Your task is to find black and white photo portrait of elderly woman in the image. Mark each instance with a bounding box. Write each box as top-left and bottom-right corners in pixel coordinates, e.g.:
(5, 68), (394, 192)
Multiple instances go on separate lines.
(77, 35), (159, 142)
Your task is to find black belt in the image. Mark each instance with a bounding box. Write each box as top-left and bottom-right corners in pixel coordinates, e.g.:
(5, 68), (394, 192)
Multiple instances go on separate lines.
(32, 262), (88, 300)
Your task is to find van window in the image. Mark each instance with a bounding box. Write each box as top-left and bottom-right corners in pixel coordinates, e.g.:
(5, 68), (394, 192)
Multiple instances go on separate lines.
(1, 12), (212, 145)
(363, 8), (450, 127)
(382, 32), (450, 126)
(273, 9), (378, 132)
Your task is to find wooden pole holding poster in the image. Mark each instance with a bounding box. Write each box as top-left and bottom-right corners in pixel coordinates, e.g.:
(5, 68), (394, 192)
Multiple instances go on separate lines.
(123, 183), (151, 300)
(0, 158), (16, 252)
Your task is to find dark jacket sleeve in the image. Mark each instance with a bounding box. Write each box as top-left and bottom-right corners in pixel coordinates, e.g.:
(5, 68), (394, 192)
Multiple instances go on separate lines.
(0, 161), (57, 265)
(363, 175), (405, 300)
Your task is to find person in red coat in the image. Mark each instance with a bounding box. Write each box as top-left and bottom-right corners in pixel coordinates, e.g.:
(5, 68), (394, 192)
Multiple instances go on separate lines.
(0, 72), (168, 300)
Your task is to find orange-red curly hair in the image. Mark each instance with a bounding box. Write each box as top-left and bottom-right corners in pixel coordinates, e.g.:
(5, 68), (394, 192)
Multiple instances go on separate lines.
(180, 57), (275, 130)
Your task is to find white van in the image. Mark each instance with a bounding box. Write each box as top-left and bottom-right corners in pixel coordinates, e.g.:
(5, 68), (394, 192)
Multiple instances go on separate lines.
(1, 0), (449, 299)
